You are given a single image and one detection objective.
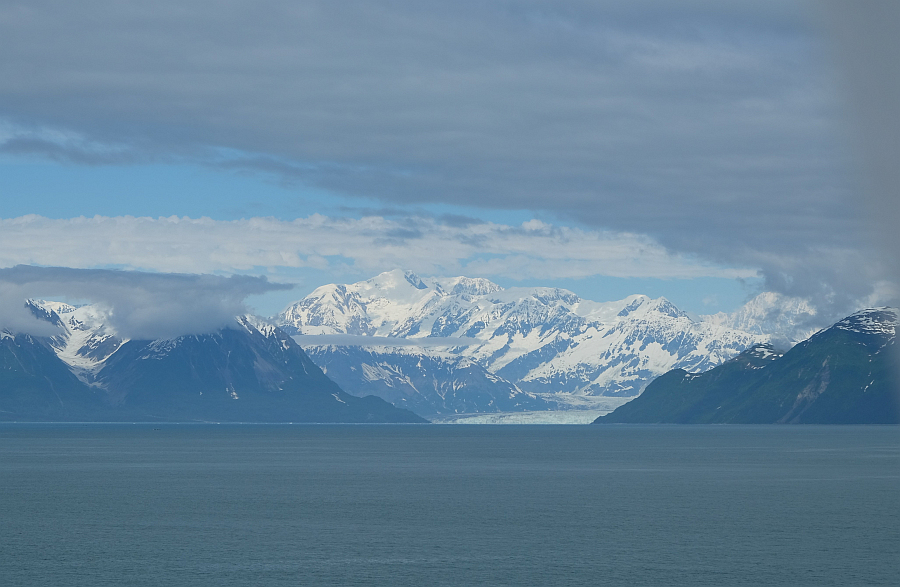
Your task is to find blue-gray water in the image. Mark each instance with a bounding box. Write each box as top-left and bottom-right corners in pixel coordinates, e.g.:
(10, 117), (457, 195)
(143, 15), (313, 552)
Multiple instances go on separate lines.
(1, 424), (898, 586)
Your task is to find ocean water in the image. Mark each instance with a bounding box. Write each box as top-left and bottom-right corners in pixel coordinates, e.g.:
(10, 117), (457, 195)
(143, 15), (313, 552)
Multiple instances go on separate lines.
(1, 424), (898, 586)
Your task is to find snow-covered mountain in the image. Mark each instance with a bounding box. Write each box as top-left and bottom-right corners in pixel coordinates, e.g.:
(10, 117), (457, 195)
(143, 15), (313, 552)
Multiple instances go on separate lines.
(277, 270), (779, 408)
(27, 300), (125, 385)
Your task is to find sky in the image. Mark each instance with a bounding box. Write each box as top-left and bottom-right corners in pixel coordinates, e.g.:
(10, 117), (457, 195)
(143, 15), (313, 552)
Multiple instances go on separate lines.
(0, 0), (898, 335)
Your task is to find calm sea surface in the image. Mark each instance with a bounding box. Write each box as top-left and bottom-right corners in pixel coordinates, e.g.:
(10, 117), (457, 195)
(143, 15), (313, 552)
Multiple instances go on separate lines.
(1, 424), (898, 586)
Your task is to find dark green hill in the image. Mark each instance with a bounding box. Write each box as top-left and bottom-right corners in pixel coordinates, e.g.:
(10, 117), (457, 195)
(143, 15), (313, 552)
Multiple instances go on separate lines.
(596, 308), (900, 424)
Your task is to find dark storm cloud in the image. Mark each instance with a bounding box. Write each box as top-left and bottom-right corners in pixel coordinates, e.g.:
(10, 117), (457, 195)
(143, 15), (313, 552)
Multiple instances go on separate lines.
(0, 265), (291, 339)
(0, 0), (889, 320)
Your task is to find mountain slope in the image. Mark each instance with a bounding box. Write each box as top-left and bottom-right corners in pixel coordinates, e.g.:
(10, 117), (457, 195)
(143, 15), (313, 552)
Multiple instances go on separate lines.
(0, 331), (105, 420)
(596, 308), (900, 424)
(92, 317), (425, 422)
(34, 300), (126, 385)
(305, 344), (554, 417)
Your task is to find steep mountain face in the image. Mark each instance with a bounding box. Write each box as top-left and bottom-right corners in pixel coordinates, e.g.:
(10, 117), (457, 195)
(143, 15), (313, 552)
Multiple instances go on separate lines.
(0, 330), (105, 420)
(596, 308), (900, 424)
(1, 305), (425, 423)
(34, 300), (125, 384)
(278, 270), (768, 407)
(305, 345), (555, 417)
(91, 316), (425, 422)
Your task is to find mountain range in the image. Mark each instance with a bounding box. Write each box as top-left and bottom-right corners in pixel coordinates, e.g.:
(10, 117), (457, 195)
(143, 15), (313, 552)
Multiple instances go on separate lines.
(596, 308), (900, 424)
(277, 270), (819, 417)
(0, 301), (425, 423)
(2, 269), (891, 423)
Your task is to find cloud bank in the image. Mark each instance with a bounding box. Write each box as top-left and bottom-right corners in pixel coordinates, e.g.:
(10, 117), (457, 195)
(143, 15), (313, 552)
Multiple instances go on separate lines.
(2, 214), (890, 325)
(0, 214), (752, 282)
(0, 265), (290, 339)
(0, 1), (880, 312)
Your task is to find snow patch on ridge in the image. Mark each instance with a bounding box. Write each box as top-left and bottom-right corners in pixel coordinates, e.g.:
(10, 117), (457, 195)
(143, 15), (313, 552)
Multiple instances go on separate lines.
(30, 300), (126, 382)
(834, 308), (898, 337)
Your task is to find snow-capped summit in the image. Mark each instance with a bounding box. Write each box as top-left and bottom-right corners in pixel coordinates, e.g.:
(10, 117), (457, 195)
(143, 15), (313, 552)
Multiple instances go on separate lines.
(28, 299), (126, 383)
(739, 343), (783, 366)
(236, 314), (279, 339)
(442, 276), (503, 298)
(402, 270), (428, 290)
(834, 307), (898, 337)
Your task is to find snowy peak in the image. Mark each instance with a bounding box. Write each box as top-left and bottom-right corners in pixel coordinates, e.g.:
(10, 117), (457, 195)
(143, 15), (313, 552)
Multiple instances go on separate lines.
(834, 308), (898, 337)
(403, 270), (428, 290)
(614, 296), (685, 320)
(743, 343), (782, 361)
(358, 269), (434, 300)
(440, 276), (504, 298)
(616, 296), (648, 317)
(279, 283), (374, 336)
(29, 299), (78, 316)
(647, 297), (687, 319)
(29, 299), (126, 379)
(731, 343), (784, 370)
(277, 270), (507, 338)
(24, 300), (64, 329)
(236, 314), (278, 338)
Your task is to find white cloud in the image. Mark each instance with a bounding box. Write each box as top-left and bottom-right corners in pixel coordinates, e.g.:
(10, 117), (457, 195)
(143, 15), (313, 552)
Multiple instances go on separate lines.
(0, 214), (755, 282)
(0, 265), (289, 339)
